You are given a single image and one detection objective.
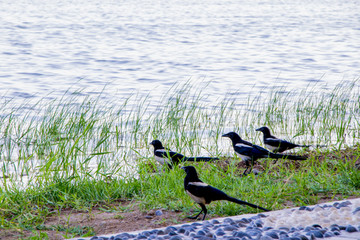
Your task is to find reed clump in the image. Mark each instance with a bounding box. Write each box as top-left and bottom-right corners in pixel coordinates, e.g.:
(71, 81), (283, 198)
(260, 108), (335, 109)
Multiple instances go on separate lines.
(1, 81), (360, 238)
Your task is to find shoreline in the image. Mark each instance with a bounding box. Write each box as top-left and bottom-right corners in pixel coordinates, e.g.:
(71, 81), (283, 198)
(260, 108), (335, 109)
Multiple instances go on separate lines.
(72, 198), (360, 240)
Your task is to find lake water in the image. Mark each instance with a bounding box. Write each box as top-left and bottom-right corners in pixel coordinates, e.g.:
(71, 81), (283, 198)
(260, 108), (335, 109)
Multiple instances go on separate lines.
(1, 0), (360, 109)
(1, 0), (360, 186)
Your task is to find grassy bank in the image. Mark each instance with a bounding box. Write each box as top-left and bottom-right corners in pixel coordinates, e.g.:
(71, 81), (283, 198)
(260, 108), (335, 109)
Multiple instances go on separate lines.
(1, 81), (360, 239)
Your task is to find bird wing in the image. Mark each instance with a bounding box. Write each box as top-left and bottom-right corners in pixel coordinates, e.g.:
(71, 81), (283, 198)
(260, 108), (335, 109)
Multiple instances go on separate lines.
(252, 144), (271, 153)
(234, 143), (269, 159)
(234, 143), (254, 154)
(265, 138), (297, 148)
(264, 138), (299, 153)
(155, 149), (185, 163)
(241, 139), (254, 146)
(186, 182), (228, 204)
(264, 138), (283, 147)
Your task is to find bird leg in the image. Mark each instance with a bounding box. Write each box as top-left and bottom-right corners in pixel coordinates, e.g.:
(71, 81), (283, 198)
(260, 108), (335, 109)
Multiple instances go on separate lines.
(187, 210), (203, 219)
(242, 167), (249, 176)
(242, 161), (252, 176)
(200, 203), (207, 221)
(188, 204), (207, 220)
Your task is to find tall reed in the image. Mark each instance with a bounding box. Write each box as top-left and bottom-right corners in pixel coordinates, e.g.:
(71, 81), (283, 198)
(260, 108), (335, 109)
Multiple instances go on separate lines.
(1, 80), (360, 237)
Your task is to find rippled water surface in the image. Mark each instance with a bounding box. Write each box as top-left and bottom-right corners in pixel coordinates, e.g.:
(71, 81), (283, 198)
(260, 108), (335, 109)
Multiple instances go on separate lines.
(1, 0), (360, 186)
(1, 0), (360, 107)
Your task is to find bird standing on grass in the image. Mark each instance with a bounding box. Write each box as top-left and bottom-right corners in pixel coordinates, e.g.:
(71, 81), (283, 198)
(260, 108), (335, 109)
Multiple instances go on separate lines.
(181, 165), (270, 220)
(150, 140), (219, 169)
(222, 132), (307, 175)
(256, 126), (310, 153)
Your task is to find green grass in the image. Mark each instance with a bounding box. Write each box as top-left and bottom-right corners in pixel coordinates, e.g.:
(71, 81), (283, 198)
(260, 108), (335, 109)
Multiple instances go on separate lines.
(1, 80), (360, 239)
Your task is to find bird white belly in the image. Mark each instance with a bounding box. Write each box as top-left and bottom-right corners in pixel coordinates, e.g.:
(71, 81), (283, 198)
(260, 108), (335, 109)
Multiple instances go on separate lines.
(186, 190), (206, 204)
(236, 152), (251, 162)
(155, 156), (170, 165)
(265, 144), (278, 152)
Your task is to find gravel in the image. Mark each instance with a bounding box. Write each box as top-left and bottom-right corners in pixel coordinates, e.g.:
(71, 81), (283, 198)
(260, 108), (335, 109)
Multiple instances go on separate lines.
(76, 199), (360, 240)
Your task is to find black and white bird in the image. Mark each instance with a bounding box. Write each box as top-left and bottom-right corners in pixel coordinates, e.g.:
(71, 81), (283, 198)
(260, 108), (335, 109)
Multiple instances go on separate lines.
(256, 126), (310, 153)
(222, 132), (307, 175)
(150, 140), (219, 169)
(181, 166), (270, 220)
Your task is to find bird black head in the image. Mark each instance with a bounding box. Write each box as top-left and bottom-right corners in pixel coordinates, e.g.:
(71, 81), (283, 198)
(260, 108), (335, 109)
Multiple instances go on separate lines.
(222, 132), (242, 141)
(181, 166), (199, 178)
(256, 127), (271, 136)
(150, 139), (164, 149)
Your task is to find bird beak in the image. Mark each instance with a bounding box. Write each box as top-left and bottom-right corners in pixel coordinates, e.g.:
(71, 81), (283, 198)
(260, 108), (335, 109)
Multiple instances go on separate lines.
(180, 166), (188, 172)
(255, 128), (261, 131)
(221, 133), (228, 137)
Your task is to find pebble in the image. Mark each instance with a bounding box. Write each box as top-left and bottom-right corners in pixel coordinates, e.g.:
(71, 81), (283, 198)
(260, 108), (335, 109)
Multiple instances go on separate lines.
(346, 225), (358, 232)
(177, 228), (186, 234)
(306, 230), (323, 238)
(215, 229), (226, 236)
(156, 210), (163, 216)
(224, 225), (238, 231)
(353, 207), (360, 214)
(339, 225), (346, 230)
(78, 199), (359, 240)
(265, 231), (279, 239)
(253, 220), (264, 228)
(233, 231), (251, 238)
(224, 218), (236, 225)
(169, 236), (182, 240)
(297, 235), (309, 240)
(260, 236), (273, 240)
(323, 232), (334, 238)
(165, 226), (177, 233)
(247, 229), (261, 237)
(211, 219), (220, 224)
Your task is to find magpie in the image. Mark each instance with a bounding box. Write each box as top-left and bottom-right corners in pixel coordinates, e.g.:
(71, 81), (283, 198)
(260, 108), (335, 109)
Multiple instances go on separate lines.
(256, 126), (310, 153)
(181, 165), (270, 220)
(222, 132), (307, 175)
(150, 140), (219, 169)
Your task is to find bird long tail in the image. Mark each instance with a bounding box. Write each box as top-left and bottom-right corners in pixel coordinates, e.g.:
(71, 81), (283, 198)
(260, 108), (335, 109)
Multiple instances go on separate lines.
(184, 157), (219, 162)
(269, 153), (307, 161)
(299, 144), (327, 148)
(227, 196), (270, 212)
(298, 144), (311, 148)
